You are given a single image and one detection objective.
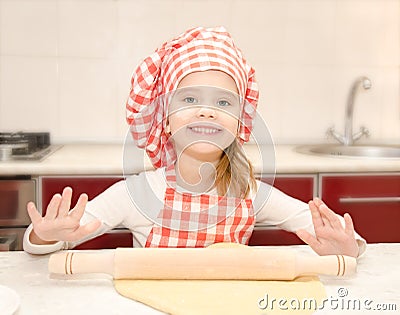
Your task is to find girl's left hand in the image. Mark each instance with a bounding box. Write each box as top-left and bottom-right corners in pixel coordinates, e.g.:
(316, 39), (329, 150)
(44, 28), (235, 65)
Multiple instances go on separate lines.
(296, 197), (360, 258)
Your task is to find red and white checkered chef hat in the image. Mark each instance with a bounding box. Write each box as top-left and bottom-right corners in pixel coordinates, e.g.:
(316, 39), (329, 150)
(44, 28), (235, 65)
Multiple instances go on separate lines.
(126, 26), (259, 168)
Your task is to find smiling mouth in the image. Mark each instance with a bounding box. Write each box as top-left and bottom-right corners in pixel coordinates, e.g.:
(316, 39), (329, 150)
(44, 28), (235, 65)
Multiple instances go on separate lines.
(187, 125), (223, 135)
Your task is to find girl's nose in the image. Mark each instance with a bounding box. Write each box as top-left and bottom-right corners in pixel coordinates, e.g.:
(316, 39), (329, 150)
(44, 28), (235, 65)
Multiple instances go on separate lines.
(197, 106), (216, 119)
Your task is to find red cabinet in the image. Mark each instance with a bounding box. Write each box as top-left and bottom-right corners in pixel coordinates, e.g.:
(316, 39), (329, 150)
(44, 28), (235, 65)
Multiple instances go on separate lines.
(74, 230), (132, 250)
(271, 175), (315, 203)
(40, 176), (132, 249)
(248, 228), (305, 246)
(320, 174), (400, 243)
(41, 176), (123, 211)
(248, 175), (316, 246)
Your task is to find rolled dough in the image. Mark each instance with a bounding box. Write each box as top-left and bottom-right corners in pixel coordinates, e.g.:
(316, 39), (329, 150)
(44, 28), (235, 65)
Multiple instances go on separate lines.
(114, 243), (327, 315)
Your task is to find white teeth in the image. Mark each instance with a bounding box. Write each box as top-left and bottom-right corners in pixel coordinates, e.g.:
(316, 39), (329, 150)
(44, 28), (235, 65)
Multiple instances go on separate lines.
(191, 127), (220, 134)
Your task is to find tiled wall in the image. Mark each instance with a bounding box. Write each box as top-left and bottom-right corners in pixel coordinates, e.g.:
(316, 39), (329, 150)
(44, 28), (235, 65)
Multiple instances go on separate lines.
(0, 0), (399, 144)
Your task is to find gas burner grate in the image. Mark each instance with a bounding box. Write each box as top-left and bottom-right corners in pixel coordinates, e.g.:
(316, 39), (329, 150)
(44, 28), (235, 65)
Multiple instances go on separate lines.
(0, 132), (59, 161)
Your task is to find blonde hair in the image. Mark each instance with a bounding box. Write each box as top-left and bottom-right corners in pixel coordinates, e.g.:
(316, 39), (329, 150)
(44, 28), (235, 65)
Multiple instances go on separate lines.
(215, 139), (256, 198)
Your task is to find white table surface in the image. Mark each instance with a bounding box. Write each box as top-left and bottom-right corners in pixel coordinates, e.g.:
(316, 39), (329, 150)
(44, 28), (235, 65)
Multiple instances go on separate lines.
(0, 244), (399, 315)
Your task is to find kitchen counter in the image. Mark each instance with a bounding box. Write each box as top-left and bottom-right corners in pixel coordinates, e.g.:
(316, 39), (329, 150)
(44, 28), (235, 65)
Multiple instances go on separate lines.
(0, 144), (399, 176)
(0, 244), (399, 314)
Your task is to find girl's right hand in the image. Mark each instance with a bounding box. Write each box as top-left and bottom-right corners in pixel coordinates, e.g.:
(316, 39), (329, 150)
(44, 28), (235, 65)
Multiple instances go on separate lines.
(27, 187), (101, 244)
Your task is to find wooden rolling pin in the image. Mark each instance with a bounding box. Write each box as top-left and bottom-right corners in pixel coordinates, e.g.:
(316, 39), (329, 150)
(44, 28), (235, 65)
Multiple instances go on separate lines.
(48, 247), (356, 280)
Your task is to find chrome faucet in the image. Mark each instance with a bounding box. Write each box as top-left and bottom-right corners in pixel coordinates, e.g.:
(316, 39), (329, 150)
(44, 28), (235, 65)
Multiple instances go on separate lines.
(327, 76), (371, 145)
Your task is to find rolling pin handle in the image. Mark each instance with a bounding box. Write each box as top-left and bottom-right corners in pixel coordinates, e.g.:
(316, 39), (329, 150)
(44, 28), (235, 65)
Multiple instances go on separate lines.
(297, 254), (357, 277)
(48, 251), (115, 276)
(48, 251), (70, 275)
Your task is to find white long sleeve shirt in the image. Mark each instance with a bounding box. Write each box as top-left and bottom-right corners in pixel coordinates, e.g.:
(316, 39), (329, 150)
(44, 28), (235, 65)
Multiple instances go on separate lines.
(23, 167), (366, 255)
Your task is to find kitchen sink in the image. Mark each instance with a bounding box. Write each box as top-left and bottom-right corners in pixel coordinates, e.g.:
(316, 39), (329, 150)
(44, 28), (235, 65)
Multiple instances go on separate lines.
(295, 144), (400, 158)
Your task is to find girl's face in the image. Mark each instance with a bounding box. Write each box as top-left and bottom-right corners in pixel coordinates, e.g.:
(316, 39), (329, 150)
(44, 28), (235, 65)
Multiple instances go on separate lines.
(167, 70), (241, 161)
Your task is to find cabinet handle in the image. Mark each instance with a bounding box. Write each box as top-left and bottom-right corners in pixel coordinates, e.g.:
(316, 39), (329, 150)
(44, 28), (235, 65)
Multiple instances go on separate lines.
(339, 197), (400, 203)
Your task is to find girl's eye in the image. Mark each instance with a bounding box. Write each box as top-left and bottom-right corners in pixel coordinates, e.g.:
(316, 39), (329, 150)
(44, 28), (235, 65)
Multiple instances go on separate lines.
(217, 100), (231, 107)
(184, 97), (196, 104)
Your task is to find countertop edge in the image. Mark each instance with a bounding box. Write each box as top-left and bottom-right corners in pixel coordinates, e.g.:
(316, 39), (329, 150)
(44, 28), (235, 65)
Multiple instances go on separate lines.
(1, 144), (399, 176)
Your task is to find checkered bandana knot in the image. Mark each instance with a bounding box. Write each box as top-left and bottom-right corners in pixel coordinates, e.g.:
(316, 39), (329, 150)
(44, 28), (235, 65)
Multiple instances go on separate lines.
(145, 165), (255, 248)
(126, 26), (259, 168)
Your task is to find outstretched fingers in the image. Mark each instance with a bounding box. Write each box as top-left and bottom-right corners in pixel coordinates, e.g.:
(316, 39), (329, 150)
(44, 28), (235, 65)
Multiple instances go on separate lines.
(26, 202), (42, 224)
(318, 202), (343, 231)
(308, 198), (325, 231)
(70, 193), (89, 220)
(313, 198), (334, 227)
(344, 213), (355, 235)
(58, 187), (73, 217)
(45, 193), (62, 219)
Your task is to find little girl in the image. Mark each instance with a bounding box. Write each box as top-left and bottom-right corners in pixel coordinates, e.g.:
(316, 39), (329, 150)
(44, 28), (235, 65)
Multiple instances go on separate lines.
(24, 26), (365, 257)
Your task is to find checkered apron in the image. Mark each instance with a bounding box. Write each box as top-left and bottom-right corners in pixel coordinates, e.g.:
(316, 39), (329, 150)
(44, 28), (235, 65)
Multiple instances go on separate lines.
(145, 164), (255, 248)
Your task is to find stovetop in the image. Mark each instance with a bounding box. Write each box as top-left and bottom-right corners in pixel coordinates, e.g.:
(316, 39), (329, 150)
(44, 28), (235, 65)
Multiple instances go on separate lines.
(0, 132), (61, 161)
